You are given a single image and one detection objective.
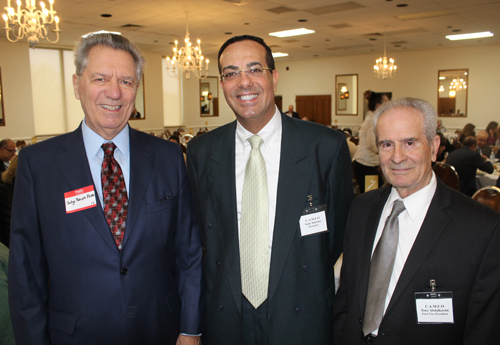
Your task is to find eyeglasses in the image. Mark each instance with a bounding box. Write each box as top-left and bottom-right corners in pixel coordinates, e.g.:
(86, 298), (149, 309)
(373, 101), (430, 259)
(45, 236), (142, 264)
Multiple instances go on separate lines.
(220, 67), (273, 82)
(2, 147), (15, 153)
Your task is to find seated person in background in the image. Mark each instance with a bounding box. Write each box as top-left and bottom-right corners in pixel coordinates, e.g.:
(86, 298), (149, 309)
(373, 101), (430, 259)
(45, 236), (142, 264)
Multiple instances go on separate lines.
(436, 119), (447, 133)
(486, 121), (499, 146)
(285, 105), (300, 118)
(341, 129), (357, 160)
(435, 132), (453, 162)
(458, 123), (475, 143)
(446, 136), (494, 197)
(15, 141), (26, 151)
(476, 130), (492, 158)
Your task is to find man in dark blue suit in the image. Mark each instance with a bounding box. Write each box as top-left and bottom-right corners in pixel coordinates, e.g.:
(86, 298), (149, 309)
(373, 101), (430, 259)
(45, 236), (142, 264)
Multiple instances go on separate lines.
(8, 32), (203, 345)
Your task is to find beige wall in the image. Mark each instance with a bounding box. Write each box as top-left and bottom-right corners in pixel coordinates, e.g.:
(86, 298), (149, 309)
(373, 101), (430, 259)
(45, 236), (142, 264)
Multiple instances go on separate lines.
(275, 44), (500, 131)
(0, 40), (499, 140)
(0, 40), (35, 140)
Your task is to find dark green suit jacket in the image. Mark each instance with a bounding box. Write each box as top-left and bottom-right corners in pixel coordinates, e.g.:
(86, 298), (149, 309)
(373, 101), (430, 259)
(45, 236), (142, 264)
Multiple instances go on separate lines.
(187, 113), (353, 345)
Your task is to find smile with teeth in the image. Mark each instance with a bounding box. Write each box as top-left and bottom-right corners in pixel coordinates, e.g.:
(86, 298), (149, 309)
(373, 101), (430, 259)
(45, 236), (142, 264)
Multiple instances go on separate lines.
(238, 94), (258, 101)
(101, 105), (121, 110)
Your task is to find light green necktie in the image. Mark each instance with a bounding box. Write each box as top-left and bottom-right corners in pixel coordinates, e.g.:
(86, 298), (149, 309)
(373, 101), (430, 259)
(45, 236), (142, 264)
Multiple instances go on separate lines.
(240, 135), (269, 309)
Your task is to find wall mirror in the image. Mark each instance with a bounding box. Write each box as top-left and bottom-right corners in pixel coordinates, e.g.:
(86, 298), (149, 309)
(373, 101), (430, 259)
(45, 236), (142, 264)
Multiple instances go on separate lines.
(335, 74), (358, 115)
(437, 69), (468, 117)
(200, 76), (219, 117)
(129, 75), (145, 120)
(0, 68), (4, 126)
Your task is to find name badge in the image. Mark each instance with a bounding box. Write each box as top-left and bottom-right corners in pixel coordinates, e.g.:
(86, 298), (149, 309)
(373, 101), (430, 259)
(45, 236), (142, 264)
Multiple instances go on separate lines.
(64, 185), (97, 214)
(415, 291), (454, 324)
(299, 204), (328, 237)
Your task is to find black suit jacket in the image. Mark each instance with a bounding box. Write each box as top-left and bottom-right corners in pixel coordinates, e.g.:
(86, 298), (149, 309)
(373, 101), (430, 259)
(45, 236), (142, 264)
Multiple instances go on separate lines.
(8, 125), (203, 345)
(334, 180), (500, 345)
(187, 113), (353, 345)
(446, 146), (493, 196)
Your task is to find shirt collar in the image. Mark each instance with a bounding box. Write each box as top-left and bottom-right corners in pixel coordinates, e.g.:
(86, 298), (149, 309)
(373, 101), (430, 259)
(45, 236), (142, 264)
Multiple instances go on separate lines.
(81, 119), (130, 159)
(235, 106), (282, 151)
(387, 172), (437, 220)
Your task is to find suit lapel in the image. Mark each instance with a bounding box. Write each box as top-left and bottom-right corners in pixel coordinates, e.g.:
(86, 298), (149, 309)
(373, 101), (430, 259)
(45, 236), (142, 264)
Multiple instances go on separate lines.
(122, 128), (154, 247)
(267, 115), (313, 303)
(385, 180), (451, 315)
(57, 126), (120, 256)
(358, 187), (391, 314)
(205, 122), (242, 312)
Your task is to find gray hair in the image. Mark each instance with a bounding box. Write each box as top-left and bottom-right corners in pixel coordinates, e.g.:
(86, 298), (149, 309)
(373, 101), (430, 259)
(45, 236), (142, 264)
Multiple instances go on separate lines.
(74, 32), (145, 81)
(373, 97), (437, 143)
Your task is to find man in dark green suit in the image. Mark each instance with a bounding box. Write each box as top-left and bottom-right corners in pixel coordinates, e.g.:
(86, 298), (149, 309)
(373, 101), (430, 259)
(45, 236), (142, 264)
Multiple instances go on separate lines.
(187, 35), (353, 345)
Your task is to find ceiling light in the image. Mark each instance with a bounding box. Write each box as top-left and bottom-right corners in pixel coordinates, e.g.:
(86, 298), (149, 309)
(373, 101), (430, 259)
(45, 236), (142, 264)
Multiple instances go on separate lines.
(272, 52), (288, 58)
(269, 28), (314, 38)
(446, 31), (494, 40)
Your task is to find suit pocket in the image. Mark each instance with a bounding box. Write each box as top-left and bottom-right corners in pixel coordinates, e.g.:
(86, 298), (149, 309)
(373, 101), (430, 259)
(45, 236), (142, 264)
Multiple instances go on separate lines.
(166, 288), (181, 312)
(146, 196), (176, 214)
(48, 308), (78, 335)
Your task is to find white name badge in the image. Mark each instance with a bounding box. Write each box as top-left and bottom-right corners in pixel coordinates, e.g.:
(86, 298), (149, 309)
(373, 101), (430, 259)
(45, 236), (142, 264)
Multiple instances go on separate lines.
(64, 185), (97, 214)
(299, 205), (328, 237)
(415, 292), (454, 324)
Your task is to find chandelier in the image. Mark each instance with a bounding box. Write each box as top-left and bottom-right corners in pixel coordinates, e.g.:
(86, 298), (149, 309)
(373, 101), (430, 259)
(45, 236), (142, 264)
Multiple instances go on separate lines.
(2, 0), (60, 48)
(165, 12), (209, 79)
(373, 28), (397, 79)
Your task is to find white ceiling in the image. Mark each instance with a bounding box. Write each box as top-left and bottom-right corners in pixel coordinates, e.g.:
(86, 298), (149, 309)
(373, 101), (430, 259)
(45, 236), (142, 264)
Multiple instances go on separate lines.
(3, 0), (500, 61)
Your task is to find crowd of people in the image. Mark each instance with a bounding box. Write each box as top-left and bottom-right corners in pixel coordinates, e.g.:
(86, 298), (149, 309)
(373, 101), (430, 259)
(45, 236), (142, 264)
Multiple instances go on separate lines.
(0, 32), (498, 345)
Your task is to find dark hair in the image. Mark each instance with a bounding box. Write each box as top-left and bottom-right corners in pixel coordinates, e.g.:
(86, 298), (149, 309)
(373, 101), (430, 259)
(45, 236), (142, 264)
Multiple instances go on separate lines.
(169, 135), (180, 144)
(364, 90), (386, 111)
(485, 121), (498, 134)
(462, 136), (477, 148)
(461, 123), (476, 137)
(218, 35), (275, 74)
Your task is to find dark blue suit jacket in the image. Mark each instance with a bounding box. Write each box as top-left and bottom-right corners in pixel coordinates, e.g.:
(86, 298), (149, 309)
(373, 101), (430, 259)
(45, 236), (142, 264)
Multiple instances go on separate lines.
(8, 125), (203, 345)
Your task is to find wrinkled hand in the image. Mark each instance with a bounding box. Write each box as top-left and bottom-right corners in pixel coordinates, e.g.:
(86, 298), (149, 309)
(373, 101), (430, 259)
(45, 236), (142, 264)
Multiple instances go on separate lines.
(176, 334), (201, 345)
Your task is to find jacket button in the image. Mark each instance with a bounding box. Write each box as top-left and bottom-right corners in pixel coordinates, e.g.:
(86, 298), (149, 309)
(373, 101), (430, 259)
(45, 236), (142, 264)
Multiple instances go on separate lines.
(295, 307), (302, 314)
(302, 265), (309, 272)
(218, 304), (224, 311)
(216, 260), (221, 267)
(359, 318), (362, 324)
(120, 268), (128, 275)
(206, 223), (212, 230)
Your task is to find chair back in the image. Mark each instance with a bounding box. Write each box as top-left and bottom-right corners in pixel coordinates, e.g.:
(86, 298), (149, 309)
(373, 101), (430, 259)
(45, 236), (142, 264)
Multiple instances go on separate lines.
(433, 162), (460, 191)
(472, 186), (500, 213)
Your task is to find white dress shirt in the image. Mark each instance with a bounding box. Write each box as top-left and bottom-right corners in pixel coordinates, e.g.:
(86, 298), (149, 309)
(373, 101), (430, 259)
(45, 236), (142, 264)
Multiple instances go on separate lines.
(235, 106), (282, 256)
(81, 119), (130, 208)
(371, 172), (437, 335)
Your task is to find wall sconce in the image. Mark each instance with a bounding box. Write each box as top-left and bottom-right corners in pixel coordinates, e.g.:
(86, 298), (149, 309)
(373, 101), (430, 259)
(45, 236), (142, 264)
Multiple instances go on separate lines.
(200, 96), (205, 101)
(208, 93), (212, 101)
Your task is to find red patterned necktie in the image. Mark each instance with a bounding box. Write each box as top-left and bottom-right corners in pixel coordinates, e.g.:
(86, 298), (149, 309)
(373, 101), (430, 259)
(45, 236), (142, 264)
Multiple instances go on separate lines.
(101, 143), (128, 250)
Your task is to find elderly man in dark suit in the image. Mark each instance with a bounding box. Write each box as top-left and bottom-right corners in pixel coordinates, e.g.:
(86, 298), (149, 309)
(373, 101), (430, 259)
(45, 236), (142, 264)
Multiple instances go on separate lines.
(8, 32), (203, 345)
(334, 97), (500, 345)
(187, 35), (353, 345)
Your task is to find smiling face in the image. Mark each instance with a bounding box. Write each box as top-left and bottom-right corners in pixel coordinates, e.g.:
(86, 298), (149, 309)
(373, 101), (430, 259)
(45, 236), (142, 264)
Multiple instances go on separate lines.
(73, 45), (138, 140)
(376, 106), (440, 198)
(219, 40), (279, 133)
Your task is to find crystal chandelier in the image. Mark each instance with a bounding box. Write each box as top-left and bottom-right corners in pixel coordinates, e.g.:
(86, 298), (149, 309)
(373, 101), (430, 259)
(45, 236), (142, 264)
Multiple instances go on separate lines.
(165, 12), (209, 79)
(2, 0), (60, 48)
(373, 28), (397, 79)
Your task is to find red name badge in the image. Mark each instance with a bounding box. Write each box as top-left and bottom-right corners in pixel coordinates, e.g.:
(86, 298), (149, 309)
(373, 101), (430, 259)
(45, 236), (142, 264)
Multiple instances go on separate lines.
(64, 185), (97, 214)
